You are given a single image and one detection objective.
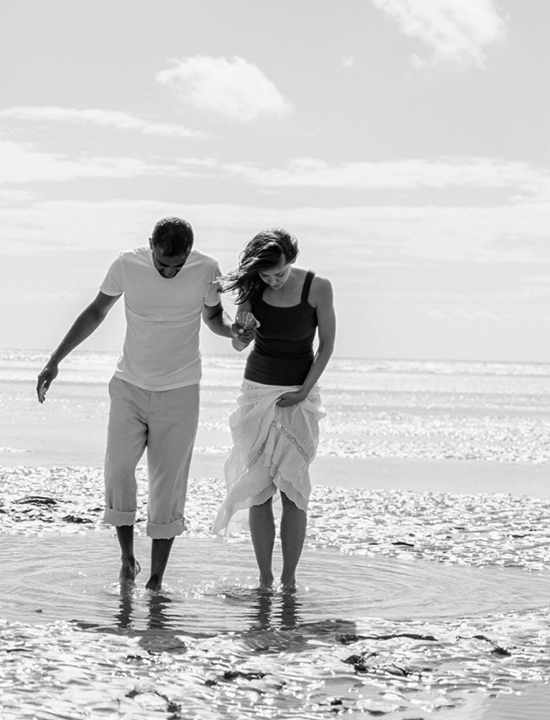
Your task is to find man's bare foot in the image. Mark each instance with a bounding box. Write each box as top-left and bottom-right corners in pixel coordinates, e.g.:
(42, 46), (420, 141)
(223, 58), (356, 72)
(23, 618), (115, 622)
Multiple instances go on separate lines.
(119, 558), (141, 582)
(146, 574), (162, 591)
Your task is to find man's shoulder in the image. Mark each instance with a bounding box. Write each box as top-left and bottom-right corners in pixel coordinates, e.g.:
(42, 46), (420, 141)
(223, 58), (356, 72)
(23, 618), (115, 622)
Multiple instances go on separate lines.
(107, 246), (150, 272)
(119, 245), (149, 260)
(186, 249), (220, 270)
(106, 245), (147, 264)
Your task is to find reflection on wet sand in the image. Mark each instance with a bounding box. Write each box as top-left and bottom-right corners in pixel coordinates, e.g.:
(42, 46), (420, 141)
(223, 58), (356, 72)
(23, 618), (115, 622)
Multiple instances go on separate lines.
(247, 588), (301, 631)
(115, 582), (135, 630)
(113, 579), (303, 646)
(2, 485), (550, 717)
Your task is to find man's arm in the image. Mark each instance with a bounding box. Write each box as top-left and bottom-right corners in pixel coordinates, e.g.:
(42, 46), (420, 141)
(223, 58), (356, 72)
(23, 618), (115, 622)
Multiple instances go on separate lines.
(202, 301), (257, 346)
(36, 291), (121, 403)
(202, 302), (235, 339)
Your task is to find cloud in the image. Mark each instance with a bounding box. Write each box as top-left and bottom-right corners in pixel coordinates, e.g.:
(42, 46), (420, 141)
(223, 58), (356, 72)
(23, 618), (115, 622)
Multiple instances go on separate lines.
(0, 140), (176, 183)
(6, 125), (545, 199)
(476, 309), (500, 321)
(0, 189), (32, 203)
(451, 309), (503, 321)
(341, 56), (356, 68)
(518, 275), (550, 299)
(210, 157), (550, 196)
(0, 106), (199, 138)
(3, 195), (550, 264)
(156, 55), (292, 121)
(372, 0), (506, 67)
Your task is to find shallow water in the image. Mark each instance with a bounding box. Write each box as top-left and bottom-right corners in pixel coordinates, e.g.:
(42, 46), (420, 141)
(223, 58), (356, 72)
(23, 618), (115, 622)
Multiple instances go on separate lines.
(5, 350), (550, 467)
(3, 532), (550, 631)
(3, 352), (550, 717)
(2, 531), (550, 719)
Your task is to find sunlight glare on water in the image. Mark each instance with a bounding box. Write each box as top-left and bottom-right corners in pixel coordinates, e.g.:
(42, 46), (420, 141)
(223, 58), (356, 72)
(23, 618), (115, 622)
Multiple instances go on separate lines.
(3, 532), (550, 719)
(2, 532), (550, 634)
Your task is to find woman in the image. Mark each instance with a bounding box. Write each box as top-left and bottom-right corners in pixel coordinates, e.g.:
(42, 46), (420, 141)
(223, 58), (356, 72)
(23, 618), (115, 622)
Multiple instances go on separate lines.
(213, 228), (336, 590)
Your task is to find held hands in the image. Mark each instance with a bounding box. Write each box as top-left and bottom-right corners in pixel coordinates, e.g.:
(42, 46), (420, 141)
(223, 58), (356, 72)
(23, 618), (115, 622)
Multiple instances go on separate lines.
(36, 362), (59, 403)
(231, 311), (260, 346)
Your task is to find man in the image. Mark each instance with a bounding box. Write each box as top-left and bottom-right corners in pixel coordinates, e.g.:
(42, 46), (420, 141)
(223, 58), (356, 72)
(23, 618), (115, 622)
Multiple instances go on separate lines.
(37, 217), (244, 590)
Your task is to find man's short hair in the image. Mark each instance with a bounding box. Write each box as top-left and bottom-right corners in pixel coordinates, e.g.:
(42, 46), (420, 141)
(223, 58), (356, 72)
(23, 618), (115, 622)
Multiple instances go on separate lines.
(151, 217), (194, 256)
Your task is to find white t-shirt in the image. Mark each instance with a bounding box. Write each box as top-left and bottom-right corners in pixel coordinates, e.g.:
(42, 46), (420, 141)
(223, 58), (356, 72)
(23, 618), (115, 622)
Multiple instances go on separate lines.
(100, 246), (221, 390)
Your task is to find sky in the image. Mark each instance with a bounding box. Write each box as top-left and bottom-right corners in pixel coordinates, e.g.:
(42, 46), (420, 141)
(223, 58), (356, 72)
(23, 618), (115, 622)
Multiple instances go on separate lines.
(1, 0), (549, 361)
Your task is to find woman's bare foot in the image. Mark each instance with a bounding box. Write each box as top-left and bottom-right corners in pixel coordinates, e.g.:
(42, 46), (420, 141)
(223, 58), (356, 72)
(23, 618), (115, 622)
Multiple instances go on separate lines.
(259, 572), (274, 590)
(280, 574), (296, 593)
(145, 574), (162, 591)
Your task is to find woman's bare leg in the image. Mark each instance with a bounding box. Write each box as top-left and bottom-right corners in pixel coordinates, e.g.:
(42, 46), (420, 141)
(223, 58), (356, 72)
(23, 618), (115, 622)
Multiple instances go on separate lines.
(280, 492), (307, 590)
(249, 499), (275, 589)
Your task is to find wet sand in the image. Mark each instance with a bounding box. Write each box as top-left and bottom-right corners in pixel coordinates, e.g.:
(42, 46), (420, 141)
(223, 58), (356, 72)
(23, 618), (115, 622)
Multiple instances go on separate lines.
(196, 451), (550, 498)
(2, 352), (550, 717)
(1, 462), (550, 719)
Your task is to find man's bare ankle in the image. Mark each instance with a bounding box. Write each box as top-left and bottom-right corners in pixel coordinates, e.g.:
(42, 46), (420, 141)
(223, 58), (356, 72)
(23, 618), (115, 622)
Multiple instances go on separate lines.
(119, 557), (140, 581)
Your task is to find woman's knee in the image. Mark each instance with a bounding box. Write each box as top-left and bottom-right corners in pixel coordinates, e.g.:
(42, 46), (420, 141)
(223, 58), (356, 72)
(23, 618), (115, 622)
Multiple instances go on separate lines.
(280, 491), (296, 508)
(281, 492), (307, 518)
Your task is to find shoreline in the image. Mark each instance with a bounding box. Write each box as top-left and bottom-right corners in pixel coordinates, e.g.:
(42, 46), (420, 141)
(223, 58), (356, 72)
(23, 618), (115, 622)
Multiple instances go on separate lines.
(2, 462), (550, 573)
(1, 452), (549, 499)
(192, 453), (550, 499)
(2, 462), (550, 719)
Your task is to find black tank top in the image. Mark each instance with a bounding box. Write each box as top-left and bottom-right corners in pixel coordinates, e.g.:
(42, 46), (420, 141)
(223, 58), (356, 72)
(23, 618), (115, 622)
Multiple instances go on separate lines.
(245, 271), (317, 386)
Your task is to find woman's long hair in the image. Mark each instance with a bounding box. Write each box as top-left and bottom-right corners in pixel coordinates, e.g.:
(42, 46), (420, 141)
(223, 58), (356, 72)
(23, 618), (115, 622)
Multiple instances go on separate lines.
(222, 228), (299, 303)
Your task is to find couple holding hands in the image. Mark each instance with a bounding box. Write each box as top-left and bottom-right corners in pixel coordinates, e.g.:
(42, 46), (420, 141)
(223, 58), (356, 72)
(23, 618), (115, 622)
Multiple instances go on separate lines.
(36, 217), (336, 592)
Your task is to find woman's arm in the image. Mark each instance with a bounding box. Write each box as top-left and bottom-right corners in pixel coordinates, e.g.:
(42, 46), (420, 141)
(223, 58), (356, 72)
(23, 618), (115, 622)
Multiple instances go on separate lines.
(277, 276), (336, 407)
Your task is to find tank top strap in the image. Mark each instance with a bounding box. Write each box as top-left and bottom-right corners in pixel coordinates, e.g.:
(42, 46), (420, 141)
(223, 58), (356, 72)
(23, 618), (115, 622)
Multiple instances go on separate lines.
(300, 270), (315, 305)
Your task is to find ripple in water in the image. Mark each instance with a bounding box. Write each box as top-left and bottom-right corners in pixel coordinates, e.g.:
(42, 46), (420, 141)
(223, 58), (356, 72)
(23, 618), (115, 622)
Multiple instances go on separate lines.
(3, 531), (550, 719)
(2, 531), (549, 634)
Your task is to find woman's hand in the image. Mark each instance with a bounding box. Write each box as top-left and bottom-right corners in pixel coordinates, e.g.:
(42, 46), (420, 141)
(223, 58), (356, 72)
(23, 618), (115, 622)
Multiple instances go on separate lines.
(230, 323), (255, 345)
(235, 311), (260, 331)
(231, 310), (260, 347)
(276, 390), (307, 407)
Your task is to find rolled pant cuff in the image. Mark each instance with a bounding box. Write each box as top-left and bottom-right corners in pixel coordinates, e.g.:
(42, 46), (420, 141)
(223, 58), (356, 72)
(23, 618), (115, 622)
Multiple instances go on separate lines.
(103, 509), (137, 526)
(147, 518), (186, 539)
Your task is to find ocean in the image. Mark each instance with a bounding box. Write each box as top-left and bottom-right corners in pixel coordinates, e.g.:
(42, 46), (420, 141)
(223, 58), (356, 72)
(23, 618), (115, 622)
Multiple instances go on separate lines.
(1, 350), (550, 719)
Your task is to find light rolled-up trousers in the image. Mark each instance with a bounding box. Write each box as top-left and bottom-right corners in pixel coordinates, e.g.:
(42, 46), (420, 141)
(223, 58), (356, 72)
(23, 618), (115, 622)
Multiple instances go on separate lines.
(103, 376), (200, 539)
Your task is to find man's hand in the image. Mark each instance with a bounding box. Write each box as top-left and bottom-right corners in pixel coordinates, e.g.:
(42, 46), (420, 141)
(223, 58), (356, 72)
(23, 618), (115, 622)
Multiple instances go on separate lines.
(36, 362), (59, 403)
(276, 390), (307, 407)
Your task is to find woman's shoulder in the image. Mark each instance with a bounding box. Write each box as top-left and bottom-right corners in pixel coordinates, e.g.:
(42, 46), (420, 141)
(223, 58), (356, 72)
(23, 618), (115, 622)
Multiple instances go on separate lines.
(307, 272), (333, 307)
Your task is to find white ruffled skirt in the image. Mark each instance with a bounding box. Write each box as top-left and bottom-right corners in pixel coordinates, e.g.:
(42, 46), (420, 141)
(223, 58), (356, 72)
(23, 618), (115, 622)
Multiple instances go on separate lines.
(212, 380), (326, 534)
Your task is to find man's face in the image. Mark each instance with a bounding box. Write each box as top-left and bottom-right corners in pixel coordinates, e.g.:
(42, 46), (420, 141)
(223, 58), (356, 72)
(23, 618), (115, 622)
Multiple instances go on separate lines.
(150, 241), (190, 279)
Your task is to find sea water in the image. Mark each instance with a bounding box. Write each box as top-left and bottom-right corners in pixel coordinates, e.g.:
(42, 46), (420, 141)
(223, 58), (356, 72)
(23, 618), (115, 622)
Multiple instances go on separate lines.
(2, 350), (550, 719)
(3, 349), (550, 465)
(3, 533), (550, 631)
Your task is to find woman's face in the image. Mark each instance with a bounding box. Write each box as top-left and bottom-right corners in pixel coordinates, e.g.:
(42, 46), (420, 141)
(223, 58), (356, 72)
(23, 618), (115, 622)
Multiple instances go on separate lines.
(259, 259), (293, 290)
